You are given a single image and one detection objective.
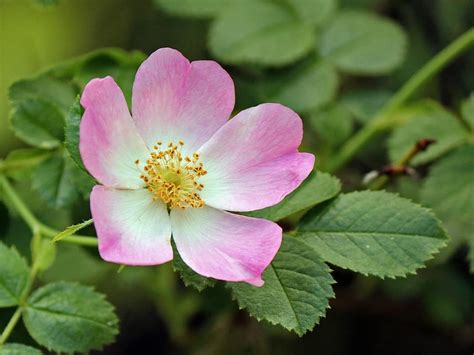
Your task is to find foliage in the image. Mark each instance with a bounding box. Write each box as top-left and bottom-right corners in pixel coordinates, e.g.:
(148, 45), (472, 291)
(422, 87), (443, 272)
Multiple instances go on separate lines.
(1, 0), (474, 352)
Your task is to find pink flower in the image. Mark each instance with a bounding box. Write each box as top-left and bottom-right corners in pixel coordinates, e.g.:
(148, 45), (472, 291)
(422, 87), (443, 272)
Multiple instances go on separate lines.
(79, 48), (314, 286)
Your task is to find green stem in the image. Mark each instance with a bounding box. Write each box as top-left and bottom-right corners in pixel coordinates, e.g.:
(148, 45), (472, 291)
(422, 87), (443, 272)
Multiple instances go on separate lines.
(0, 308), (22, 345)
(328, 28), (474, 173)
(0, 174), (98, 247)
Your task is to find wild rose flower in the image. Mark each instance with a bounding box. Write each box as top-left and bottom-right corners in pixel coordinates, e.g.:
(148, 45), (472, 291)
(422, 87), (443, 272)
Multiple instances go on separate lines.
(79, 48), (314, 286)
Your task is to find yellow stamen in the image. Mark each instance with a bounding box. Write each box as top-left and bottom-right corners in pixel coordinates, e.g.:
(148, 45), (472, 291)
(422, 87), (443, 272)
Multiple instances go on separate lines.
(137, 141), (207, 209)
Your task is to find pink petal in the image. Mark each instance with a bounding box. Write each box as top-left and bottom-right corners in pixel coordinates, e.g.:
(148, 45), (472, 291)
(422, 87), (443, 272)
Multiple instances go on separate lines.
(198, 103), (315, 211)
(91, 185), (172, 265)
(80, 77), (149, 189)
(132, 48), (235, 155)
(170, 206), (282, 286)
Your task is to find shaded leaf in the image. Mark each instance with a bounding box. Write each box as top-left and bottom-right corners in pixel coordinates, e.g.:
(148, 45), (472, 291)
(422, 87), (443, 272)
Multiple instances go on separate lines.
(265, 60), (339, 113)
(461, 93), (474, 130)
(308, 104), (353, 146)
(9, 75), (76, 114)
(154, 0), (232, 18)
(0, 242), (29, 307)
(421, 145), (474, 241)
(73, 49), (145, 104)
(0, 343), (42, 355)
(229, 236), (334, 336)
(341, 89), (391, 123)
(10, 99), (64, 149)
(388, 108), (469, 165)
(319, 11), (407, 75)
(209, 0), (315, 66)
(285, 0), (337, 27)
(23, 282), (119, 353)
(246, 171), (341, 221)
(1, 149), (51, 181)
(32, 154), (80, 209)
(297, 191), (448, 277)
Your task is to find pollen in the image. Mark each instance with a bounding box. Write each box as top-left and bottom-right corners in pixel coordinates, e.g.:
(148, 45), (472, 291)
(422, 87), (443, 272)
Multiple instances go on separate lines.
(136, 141), (207, 209)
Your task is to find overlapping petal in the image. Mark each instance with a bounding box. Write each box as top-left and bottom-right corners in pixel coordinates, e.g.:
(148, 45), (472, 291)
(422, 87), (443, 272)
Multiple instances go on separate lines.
(170, 206), (282, 285)
(80, 77), (149, 189)
(91, 186), (173, 265)
(132, 48), (235, 155)
(198, 103), (315, 211)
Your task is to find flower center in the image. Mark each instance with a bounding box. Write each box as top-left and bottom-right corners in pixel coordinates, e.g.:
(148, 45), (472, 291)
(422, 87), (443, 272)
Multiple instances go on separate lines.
(136, 141), (206, 209)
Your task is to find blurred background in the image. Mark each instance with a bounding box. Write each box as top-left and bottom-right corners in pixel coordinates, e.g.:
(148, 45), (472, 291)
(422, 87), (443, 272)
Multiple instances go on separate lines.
(1, 0), (473, 354)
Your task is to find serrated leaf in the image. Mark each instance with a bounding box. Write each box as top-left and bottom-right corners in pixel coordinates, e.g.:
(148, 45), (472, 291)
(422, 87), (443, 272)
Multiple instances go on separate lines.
(461, 93), (474, 130)
(64, 97), (85, 170)
(0, 343), (42, 355)
(388, 108), (469, 166)
(319, 11), (407, 75)
(246, 171), (341, 221)
(308, 104), (353, 146)
(264, 60), (339, 113)
(9, 75), (76, 114)
(341, 89), (391, 123)
(52, 219), (93, 243)
(0, 242), (30, 307)
(229, 236), (334, 336)
(10, 99), (64, 149)
(154, 0), (232, 18)
(421, 145), (474, 241)
(297, 191), (448, 278)
(209, 0), (315, 66)
(23, 282), (119, 354)
(32, 154), (80, 209)
(172, 243), (216, 292)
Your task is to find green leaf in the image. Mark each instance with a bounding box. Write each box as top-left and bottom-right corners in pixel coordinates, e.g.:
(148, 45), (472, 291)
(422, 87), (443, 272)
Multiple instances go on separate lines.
(319, 11), (407, 75)
(308, 104), (353, 146)
(421, 145), (474, 241)
(0, 343), (42, 355)
(209, 0), (315, 66)
(468, 237), (474, 274)
(31, 236), (56, 273)
(229, 236), (334, 336)
(246, 171), (341, 221)
(461, 93), (474, 130)
(285, 0), (337, 27)
(64, 96), (84, 170)
(32, 154), (80, 209)
(264, 60), (339, 113)
(23, 282), (119, 353)
(73, 49), (145, 105)
(9, 98), (65, 149)
(388, 108), (469, 166)
(154, 0), (232, 18)
(52, 219), (93, 243)
(297, 191), (448, 277)
(341, 89), (391, 123)
(1, 149), (51, 181)
(0, 242), (30, 307)
(71, 166), (96, 199)
(9, 75), (76, 114)
(172, 244), (216, 292)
